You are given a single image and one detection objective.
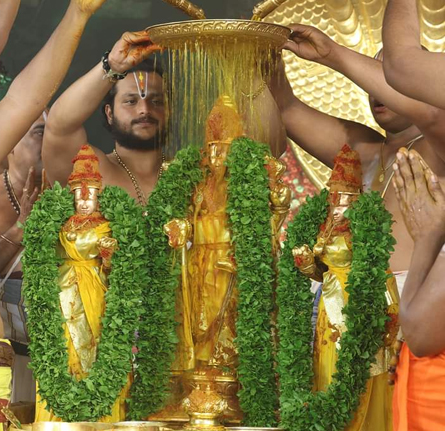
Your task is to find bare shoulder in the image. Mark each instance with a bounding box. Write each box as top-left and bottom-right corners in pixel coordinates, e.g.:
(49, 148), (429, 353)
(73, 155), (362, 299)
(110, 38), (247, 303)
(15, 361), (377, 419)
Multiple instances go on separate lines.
(94, 147), (120, 178)
(96, 149), (129, 188)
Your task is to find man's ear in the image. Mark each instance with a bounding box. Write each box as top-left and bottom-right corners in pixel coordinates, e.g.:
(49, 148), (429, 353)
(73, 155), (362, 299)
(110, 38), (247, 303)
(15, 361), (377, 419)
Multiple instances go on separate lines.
(105, 104), (113, 126)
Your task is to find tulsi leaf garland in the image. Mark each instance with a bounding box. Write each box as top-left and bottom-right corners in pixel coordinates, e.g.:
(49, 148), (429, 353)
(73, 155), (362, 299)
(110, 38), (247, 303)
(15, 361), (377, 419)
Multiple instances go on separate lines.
(129, 139), (278, 424)
(227, 137), (278, 426)
(22, 183), (148, 422)
(24, 141), (279, 422)
(128, 145), (203, 420)
(277, 190), (395, 431)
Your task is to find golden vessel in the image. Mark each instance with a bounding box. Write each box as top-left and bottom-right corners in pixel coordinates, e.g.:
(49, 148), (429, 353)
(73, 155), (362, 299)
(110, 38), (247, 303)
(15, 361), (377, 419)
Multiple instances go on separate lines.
(147, 19), (290, 49)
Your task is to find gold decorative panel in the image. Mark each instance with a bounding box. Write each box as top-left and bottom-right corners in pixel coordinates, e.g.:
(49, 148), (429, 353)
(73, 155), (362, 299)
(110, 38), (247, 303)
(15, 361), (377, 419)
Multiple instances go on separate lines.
(266, 0), (445, 189)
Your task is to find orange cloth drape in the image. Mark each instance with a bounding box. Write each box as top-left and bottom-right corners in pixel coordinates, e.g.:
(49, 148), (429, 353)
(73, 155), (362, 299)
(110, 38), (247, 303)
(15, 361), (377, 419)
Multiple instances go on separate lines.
(393, 343), (445, 430)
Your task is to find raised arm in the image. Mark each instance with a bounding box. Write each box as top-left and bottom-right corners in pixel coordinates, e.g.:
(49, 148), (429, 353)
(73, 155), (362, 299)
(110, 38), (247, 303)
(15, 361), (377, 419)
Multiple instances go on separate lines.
(286, 24), (445, 162)
(0, 0), (108, 163)
(242, 81), (287, 158)
(43, 31), (158, 185)
(270, 51), (381, 168)
(393, 149), (445, 357)
(0, 0), (20, 56)
(383, 0), (445, 110)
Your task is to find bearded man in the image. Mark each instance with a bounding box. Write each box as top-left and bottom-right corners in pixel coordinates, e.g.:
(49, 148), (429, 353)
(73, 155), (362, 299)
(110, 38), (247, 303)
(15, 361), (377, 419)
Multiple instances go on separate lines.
(42, 32), (165, 204)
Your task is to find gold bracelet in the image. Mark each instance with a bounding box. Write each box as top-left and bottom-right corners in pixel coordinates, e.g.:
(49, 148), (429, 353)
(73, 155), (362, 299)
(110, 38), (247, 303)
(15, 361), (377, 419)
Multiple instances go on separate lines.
(0, 234), (21, 248)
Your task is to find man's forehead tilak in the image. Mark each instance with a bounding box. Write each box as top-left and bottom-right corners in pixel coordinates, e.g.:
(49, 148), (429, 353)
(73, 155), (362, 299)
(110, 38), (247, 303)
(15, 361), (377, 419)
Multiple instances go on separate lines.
(134, 71), (148, 99)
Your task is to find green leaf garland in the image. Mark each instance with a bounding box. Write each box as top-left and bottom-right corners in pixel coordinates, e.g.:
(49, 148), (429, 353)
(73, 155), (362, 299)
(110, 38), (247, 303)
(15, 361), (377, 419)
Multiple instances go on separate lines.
(129, 139), (278, 425)
(22, 183), (148, 422)
(128, 145), (203, 420)
(227, 137), (278, 427)
(277, 190), (395, 431)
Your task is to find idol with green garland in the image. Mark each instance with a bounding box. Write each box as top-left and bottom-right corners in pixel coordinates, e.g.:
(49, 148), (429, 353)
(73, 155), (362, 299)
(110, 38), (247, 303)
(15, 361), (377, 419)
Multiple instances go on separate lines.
(131, 96), (290, 427)
(277, 145), (400, 431)
(23, 145), (148, 422)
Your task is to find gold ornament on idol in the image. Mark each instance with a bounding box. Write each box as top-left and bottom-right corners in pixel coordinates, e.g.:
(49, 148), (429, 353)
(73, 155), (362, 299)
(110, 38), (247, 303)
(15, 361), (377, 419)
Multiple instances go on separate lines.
(113, 149), (165, 213)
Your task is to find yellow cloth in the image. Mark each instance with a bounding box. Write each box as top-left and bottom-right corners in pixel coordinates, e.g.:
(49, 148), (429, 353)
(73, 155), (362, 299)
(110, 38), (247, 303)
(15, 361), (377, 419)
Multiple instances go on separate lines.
(313, 235), (394, 431)
(35, 224), (131, 423)
(0, 339), (12, 400)
(188, 211), (236, 368)
(173, 172), (238, 372)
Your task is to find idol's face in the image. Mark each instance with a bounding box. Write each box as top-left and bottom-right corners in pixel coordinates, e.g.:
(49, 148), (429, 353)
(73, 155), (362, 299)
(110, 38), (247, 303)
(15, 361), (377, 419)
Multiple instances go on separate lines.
(106, 72), (166, 150)
(331, 204), (349, 223)
(74, 187), (99, 216)
(208, 142), (229, 174)
(329, 193), (357, 223)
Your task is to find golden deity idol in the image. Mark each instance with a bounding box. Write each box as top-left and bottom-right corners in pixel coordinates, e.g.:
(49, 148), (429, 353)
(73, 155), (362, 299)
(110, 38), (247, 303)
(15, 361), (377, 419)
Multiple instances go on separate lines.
(35, 145), (130, 423)
(158, 97), (290, 425)
(292, 145), (399, 431)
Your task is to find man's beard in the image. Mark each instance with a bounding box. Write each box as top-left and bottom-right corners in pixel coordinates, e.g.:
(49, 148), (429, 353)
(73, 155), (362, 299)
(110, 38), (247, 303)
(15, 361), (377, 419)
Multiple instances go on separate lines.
(110, 115), (165, 151)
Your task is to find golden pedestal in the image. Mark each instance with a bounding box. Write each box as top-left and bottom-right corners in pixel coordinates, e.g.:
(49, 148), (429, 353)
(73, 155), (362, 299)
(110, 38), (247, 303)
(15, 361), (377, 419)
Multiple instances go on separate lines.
(149, 370), (242, 428)
(182, 379), (226, 431)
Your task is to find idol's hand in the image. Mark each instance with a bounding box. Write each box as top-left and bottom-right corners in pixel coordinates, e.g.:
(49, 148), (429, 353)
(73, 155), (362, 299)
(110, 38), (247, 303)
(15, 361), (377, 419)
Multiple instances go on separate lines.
(71, 0), (108, 16)
(283, 24), (334, 64)
(98, 236), (118, 268)
(107, 31), (162, 74)
(98, 236), (118, 253)
(292, 244), (315, 270)
(392, 149), (445, 242)
(164, 219), (192, 249)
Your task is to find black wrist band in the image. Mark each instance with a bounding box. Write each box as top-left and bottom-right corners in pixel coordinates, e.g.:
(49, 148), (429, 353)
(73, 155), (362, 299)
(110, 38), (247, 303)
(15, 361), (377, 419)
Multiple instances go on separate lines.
(101, 51), (127, 83)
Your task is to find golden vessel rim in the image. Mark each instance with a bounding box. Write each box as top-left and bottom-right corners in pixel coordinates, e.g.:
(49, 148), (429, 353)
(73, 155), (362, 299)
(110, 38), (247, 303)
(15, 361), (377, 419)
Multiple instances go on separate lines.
(147, 19), (291, 31)
(146, 19), (291, 46)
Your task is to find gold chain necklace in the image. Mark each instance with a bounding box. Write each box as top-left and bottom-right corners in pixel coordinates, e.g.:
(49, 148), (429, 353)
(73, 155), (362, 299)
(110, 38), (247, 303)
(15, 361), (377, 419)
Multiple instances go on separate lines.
(3, 169), (21, 215)
(380, 134), (424, 198)
(113, 149), (165, 210)
(378, 134), (424, 183)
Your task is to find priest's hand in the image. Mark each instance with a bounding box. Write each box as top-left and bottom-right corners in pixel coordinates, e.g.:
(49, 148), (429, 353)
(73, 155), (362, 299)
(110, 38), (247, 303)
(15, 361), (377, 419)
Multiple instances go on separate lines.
(71, 0), (108, 16)
(18, 167), (39, 227)
(107, 31), (162, 74)
(283, 24), (335, 65)
(393, 148), (445, 243)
